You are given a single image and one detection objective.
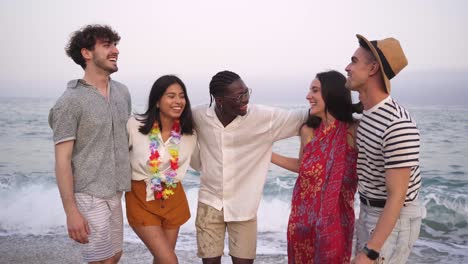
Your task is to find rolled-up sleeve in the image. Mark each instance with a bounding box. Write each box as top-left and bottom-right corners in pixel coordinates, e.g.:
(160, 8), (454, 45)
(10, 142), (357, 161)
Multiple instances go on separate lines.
(48, 97), (80, 145)
(270, 108), (308, 141)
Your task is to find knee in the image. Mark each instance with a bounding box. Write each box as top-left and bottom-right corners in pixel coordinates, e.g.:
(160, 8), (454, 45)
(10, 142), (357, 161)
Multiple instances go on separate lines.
(154, 252), (178, 264)
(111, 251), (122, 263)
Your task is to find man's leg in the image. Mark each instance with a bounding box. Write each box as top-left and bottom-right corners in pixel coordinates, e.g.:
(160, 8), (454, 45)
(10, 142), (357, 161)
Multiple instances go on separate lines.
(196, 202), (226, 263)
(354, 203), (423, 264)
(379, 202), (423, 264)
(107, 193), (124, 264)
(76, 193), (120, 264)
(227, 217), (257, 264)
(354, 204), (374, 254)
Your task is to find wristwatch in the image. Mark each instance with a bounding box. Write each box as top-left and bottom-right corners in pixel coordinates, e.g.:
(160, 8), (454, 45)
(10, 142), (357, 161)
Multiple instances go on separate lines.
(362, 244), (380, 260)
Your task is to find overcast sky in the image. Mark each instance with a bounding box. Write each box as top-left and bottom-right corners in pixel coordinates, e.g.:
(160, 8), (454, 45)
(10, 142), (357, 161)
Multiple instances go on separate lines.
(1, 0), (467, 105)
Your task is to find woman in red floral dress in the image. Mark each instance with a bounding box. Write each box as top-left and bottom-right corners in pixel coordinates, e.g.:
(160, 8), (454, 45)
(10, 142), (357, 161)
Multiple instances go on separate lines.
(272, 70), (360, 263)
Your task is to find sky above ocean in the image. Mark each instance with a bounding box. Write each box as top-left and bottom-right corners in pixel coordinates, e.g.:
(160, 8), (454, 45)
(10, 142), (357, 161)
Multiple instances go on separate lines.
(1, 0), (467, 105)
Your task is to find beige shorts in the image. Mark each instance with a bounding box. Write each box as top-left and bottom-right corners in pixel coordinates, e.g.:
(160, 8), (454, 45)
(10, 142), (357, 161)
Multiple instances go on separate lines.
(75, 192), (123, 263)
(195, 202), (257, 259)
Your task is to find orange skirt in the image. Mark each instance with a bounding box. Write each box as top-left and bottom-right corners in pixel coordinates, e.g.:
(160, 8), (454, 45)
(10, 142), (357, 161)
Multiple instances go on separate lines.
(125, 180), (190, 229)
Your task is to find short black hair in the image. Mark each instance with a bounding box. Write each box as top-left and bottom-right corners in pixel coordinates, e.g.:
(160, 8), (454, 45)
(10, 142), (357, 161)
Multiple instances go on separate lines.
(136, 75), (194, 135)
(65, 24), (121, 69)
(209, 70), (241, 106)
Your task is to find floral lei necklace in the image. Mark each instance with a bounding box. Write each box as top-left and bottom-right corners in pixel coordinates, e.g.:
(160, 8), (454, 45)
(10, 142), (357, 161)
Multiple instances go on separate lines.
(148, 120), (181, 200)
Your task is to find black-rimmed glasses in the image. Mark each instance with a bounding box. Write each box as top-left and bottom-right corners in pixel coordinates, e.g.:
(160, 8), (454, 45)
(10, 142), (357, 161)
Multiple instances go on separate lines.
(223, 88), (252, 103)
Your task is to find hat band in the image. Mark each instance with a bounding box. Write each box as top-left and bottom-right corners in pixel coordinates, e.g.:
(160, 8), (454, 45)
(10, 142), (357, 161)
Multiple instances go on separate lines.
(371, 41), (395, 80)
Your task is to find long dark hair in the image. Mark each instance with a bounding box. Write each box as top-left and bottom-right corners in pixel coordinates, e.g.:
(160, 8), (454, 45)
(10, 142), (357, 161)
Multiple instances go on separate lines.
(136, 75), (194, 135)
(306, 70), (362, 128)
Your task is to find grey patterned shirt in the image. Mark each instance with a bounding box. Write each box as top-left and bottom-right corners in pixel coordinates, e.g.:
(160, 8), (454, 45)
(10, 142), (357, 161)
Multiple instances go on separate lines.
(49, 79), (132, 198)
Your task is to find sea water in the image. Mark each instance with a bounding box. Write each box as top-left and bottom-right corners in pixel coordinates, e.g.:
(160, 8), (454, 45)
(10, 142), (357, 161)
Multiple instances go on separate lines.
(0, 98), (467, 263)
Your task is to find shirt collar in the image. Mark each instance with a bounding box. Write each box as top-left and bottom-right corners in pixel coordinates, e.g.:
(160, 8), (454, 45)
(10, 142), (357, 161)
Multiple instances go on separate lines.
(67, 78), (113, 89)
(206, 104), (216, 117)
(364, 96), (392, 114)
(204, 104), (252, 118)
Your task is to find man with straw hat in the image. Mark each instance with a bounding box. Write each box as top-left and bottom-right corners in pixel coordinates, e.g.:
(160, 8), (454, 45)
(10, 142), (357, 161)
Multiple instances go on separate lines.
(345, 35), (425, 263)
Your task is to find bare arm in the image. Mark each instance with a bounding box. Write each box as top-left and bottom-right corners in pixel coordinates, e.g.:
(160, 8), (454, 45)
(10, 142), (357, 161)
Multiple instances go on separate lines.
(353, 167), (410, 263)
(55, 141), (90, 244)
(271, 125), (313, 173)
(271, 152), (300, 173)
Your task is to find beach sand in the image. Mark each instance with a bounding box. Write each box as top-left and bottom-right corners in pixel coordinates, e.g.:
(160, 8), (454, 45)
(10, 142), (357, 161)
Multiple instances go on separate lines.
(0, 234), (457, 263)
(0, 234), (287, 264)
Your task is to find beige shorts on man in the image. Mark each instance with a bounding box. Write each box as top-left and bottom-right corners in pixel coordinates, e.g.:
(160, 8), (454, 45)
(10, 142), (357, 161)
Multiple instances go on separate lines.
(195, 202), (257, 259)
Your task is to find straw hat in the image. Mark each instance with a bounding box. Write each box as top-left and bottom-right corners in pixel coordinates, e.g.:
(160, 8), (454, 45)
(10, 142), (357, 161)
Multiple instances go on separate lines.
(356, 34), (408, 93)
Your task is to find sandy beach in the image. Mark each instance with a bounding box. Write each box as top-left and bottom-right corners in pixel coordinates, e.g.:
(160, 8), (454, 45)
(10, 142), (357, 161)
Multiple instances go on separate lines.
(0, 234), (287, 264)
(1, 234), (452, 264)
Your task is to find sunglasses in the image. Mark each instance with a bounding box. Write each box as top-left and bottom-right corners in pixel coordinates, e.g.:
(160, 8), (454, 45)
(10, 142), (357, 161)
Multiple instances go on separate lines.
(223, 88), (252, 103)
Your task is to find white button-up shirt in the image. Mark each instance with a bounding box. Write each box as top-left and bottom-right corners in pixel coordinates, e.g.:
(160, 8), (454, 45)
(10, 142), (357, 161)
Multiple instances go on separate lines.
(127, 116), (197, 201)
(192, 104), (308, 221)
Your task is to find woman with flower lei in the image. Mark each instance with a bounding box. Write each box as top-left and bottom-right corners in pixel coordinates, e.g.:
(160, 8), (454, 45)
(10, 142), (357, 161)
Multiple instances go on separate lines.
(125, 75), (197, 263)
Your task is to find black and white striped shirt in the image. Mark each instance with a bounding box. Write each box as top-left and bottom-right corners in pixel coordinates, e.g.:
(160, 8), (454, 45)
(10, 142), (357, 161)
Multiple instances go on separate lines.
(357, 97), (421, 204)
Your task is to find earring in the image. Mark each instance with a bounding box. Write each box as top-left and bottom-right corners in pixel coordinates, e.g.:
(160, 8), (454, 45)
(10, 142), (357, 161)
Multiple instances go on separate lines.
(215, 103), (223, 114)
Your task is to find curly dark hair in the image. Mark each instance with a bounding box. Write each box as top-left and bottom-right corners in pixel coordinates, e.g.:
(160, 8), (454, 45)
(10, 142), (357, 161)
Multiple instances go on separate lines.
(65, 25), (121, 69)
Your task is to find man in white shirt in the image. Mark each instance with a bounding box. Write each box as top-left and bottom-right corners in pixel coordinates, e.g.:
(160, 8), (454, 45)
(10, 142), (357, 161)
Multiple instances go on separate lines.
(192, 70), (308, 264)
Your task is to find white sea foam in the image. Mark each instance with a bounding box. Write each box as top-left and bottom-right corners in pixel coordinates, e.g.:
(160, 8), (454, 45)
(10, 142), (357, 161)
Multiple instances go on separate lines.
(412, 239), (468, 259)
(423, 190), (468, 216)
(0, 184), (65, 235)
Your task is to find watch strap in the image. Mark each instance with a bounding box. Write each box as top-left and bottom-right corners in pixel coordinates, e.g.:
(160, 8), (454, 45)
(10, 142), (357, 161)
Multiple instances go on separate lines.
(362, 244), (380, 260)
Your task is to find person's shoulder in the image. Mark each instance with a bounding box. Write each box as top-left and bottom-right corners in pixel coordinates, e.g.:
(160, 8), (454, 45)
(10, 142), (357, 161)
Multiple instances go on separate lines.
(127, 115), (143, 132)
(110, 79), (128, 89)
(350, 119), (359, 131)
(299, 124), (314, 143)
(252, 104), (276, 111)
(53, 81), (83, 107)
(128, 115), (144, 126)
(300, 124), (314, 136)
(182, 130), (197, 141)
(250, 104), (281, 114)
(385, 99), (416, 123)
(345, 121), (358, 149)
(347, 120), (359, 137)
(192, 104), (210, 114)
(64, 79), (84, 95)
(110, 79), (131, 98)
(242, 104), (273, 118)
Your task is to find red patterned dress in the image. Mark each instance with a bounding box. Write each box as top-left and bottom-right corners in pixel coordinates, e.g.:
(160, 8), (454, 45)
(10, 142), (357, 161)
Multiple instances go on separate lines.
(287, 120), (357, 264)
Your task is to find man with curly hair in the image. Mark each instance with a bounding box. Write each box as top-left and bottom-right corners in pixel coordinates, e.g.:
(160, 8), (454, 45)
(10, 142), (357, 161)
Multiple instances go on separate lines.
(48, 25), (132, 264)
